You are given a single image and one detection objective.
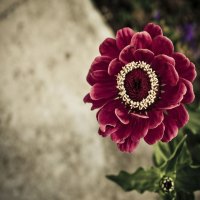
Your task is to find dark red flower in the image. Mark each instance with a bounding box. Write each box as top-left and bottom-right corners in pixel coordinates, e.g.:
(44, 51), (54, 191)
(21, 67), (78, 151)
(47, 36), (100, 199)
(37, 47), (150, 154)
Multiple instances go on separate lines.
(84, 23), (196, 153)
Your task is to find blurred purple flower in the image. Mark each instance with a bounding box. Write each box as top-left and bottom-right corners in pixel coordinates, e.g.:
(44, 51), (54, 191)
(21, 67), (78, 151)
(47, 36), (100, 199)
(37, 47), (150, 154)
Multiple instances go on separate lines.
(152, 10), (161, 21)
(182, 23), (196, 43)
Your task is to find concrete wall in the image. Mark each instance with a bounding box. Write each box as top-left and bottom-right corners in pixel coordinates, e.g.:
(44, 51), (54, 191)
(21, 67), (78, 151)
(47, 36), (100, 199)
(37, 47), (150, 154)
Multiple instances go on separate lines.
(0, 0), (156, 199)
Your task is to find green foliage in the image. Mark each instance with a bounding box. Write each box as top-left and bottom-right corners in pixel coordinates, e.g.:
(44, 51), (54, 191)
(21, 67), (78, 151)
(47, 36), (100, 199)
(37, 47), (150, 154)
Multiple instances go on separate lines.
(185, 128), (200, 165)
(186, 109), (200, 134)
(176, 165), (200, 192)
(160, 135), (189, 172)
(107, 133), (200, 199)
(153, 133), (191, 169)
(176, 191), (194, 200)
(107, 167), (161, 193)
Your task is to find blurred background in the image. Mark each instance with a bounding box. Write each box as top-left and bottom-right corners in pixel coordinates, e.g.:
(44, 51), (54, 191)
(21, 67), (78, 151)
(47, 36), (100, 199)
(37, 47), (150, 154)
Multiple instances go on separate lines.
(0, 0), (199, 200)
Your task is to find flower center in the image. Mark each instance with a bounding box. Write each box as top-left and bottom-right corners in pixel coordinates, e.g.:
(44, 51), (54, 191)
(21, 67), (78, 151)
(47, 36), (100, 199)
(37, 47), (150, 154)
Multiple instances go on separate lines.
(116, 61), (159, 111)
(124, 69), (151, 101)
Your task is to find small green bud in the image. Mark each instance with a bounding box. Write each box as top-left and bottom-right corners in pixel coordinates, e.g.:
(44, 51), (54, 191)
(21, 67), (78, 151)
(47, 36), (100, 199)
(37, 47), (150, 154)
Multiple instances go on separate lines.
(160, 176), (175, 193)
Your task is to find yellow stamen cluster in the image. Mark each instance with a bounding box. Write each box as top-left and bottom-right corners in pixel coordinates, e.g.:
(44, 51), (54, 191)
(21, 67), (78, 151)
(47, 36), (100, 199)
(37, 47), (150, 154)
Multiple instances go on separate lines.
(116, 61), (159, 111)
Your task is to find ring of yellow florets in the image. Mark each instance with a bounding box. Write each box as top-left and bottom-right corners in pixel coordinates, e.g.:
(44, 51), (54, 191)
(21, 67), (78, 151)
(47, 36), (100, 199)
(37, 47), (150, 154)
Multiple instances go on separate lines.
(116, 61), (159, 111)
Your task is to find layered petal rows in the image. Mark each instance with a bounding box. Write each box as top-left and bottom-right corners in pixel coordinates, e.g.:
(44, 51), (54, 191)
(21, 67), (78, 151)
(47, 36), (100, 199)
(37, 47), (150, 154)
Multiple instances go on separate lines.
(84, 23), (196, 153)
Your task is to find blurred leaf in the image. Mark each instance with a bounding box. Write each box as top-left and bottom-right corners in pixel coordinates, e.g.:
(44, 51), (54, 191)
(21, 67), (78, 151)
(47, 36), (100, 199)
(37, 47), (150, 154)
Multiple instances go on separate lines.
(161, 193), (176, 200)
(176, 165), (200, 192)
(161, 135), (188, 172)
(153, 135), (182, 167)
(189, 144), (200, 164)
(186, 109), (200, 134)
(160, 184), (195, 200)
(153, 141), (171, 167)
(185, 129), (200, 165)
(176, 191), (194, 200)
(106, 167), (161, 193)
(153, 133), (191, 169)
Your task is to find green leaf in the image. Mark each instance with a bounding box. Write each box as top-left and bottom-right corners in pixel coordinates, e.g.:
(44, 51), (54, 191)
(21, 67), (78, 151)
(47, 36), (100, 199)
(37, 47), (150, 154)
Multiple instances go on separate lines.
(153, 134), (190, 173)
(106, 167), (161, 193)
(153, 132), (191, 168)
(161, 193), (176, 200)
(185, 129), (200, 165)
(175, 191), (194, 200)
(161, 135), (187, 172)
(153, 141), (172, 167)
(186, 109), (200, 134)
(176, 165), (200, 192)
(189, 144), (200, 164)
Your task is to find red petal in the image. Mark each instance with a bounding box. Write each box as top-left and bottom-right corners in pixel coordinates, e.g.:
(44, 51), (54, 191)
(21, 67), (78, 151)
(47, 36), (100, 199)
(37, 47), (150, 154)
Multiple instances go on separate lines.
(115, 108), (130, 124)
(161, 114), (178, 142)
(108, 58), (123, 76)
(90, 82), (117, 100)
(86, 72), (96, 86)
(90, 56), (112, 71)
(91, 70), (110, 81)
(144, 23), (163, 39)
(111, 124), (132, 143)
(167, 104), (189, 128)
(98, 125), (120, 137)
(156, 81), (187, 110)
(152, 35), (174, 56)
(116, 27), (135, 50)
(87, 56), (112, 85)
(173, 53), (196, 82)
(83, 93), (106, 110)
(119, 45), (135, 64)
(130, 112), (149, 119)
(130, 117), (149, 140)
(161, 104), (188, 142)
(181, 78), (195, 104)
(117, 137), (140, 153)
(173, 52), (190, 70)
(144, 123), (165, 144)
(83, 93), (91, 103)
(152, 55), (178, 86)
(184, 62), (197, 82)
(148, 110), (164, 129)
(97, 101), (118, 132)
(131, 31), (152, 50)
(152, 54), (175, 67)
(133, 49), (154, 64)
(99, 38), (120, 58)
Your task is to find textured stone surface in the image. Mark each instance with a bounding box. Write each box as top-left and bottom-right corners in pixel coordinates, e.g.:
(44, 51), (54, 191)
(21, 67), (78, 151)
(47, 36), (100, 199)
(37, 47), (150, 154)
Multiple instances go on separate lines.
(0, 0), (157, 199)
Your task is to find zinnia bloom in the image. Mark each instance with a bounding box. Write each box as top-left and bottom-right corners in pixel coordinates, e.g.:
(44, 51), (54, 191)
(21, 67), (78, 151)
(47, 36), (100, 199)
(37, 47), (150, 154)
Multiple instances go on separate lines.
(84, 23), (196, 153)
